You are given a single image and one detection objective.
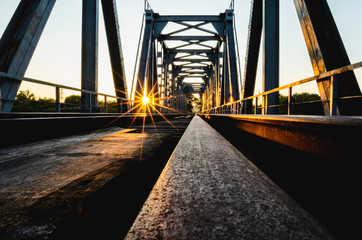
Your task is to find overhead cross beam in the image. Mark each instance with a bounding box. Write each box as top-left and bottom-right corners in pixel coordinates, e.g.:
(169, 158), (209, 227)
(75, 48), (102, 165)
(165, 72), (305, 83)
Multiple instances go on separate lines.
(133, 8), (240, 112)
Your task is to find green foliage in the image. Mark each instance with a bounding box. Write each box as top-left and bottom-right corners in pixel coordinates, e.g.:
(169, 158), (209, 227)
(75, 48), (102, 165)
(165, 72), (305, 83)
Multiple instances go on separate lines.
(11, 91), (122, 113)
(279, 92), (323, 115)
(15, 90), (35, 101)
(187, 95), (201, 113)
(62, 94), (81, 112)
(12, 90), (56, 112)
(64, 95), (81, 105)
(98, 100), (120, 113)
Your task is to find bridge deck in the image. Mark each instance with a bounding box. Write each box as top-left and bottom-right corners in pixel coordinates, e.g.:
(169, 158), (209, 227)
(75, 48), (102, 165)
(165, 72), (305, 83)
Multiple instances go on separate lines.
(0, 115), (192, 239)
(126, 115), (333, 239)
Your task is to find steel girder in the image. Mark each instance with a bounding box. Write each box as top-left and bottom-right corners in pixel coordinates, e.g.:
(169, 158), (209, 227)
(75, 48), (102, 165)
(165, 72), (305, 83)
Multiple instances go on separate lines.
(100, 0), (129, 112)
(82, 0), (130, 113)
(0, 0), (56, 112)
(134, 9), (241, 112)
(222, 10), (240, 106)
(135, 10), (156, 104)
(242, 0), (262, 114)
(263, 0), (280, 114)
(81, 0), (99, 113)
(293, 0), (362, 115)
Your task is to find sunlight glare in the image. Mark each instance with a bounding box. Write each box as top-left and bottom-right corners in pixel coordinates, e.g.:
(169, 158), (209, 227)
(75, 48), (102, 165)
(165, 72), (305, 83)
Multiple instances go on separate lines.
(142, 96), (150, 105)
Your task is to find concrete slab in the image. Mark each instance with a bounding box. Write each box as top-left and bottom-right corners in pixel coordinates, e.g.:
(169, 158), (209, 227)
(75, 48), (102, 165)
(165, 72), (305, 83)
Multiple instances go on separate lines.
(126, 115), (334, 239)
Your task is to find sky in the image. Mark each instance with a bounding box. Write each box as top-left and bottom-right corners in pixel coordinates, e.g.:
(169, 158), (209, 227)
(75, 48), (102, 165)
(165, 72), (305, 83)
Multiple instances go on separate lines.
(0, 0), (362, 100)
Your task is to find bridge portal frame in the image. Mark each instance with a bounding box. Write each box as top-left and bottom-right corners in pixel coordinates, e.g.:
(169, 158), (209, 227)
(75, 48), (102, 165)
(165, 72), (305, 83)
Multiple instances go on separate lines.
(133, 8), (241, 113)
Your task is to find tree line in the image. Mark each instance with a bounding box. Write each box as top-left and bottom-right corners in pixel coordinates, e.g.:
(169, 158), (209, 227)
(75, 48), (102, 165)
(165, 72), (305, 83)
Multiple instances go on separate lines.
(11, 90), (323, 115)
(11, 90), (120, 112)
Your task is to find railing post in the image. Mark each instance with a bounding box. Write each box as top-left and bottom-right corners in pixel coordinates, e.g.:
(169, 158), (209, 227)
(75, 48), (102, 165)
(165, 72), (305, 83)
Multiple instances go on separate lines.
(330, 76), (338, 116)
(55, 87), (61, 113)
(104, 96), (107, 113)
(288, 87), (292, 115)
(255, 97), (258, 114)
(89, 94), (92, 113)
(262, 95), (268, 115)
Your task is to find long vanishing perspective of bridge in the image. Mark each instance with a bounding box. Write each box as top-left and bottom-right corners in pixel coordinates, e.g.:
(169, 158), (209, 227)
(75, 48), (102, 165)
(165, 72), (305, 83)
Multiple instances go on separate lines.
(0, 0), (361, 239)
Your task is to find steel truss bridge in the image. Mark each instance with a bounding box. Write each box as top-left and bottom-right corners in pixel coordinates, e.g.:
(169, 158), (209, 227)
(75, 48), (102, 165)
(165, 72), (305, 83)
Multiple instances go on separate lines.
(0, 0), (361, 116)
(0, 0), (362, 239)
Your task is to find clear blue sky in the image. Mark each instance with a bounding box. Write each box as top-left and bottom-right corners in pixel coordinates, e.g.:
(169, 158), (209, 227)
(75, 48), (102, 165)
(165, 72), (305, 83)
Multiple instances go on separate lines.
(0, 0), (361, 100)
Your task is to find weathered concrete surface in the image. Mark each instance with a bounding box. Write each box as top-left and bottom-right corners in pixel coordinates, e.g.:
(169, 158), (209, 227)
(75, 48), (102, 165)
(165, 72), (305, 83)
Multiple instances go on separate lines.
(0, 125), (173, 239)
(126, 115), (334, 240)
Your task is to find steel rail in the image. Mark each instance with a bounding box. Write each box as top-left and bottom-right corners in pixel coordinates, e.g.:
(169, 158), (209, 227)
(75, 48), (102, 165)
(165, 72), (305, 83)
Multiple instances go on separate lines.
(0, 71), (127, 101)
(202, 61), (362, 114)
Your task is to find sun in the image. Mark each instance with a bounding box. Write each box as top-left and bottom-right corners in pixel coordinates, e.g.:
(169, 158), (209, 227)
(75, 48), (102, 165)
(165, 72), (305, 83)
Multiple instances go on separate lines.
(142, 96), (150, 106)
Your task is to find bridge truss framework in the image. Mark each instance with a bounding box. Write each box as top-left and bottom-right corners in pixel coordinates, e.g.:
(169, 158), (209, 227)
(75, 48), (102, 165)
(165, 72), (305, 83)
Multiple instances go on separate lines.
(0, 0), (361, 116)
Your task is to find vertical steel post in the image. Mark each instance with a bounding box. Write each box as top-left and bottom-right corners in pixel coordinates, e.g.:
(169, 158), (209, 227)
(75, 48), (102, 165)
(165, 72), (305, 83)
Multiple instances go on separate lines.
(101, 0), (128, 112)
(0, 0), (56, 112)
(242, 0), (263, 113)
(262, 94), (268, 115)
(255, 97), (258, 114)
(81, 0), (99, 113)
(330, 76), (338, 116)
(222, 42), (230, 106)
(136, 10), (154, 100)
(288, 87), (292, 115)
(150, 41), (159, 106)
(162, 56), (169, 108)
(263, 0), (279, 114)
(104, 95), (107, 113)
(55, 87), (60, 113)
(225, 10), (240, 104)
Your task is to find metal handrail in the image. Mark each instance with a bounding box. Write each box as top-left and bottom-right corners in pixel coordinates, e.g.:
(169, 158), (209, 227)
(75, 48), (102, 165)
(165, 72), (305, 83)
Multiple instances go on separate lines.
(0, 71), (127, 113)
(201, 61), (362, 116)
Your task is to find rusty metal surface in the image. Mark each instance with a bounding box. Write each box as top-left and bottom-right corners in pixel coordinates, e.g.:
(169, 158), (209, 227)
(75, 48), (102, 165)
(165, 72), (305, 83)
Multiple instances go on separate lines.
(200, 113), (362, 239)
(203, 114), (362, 161)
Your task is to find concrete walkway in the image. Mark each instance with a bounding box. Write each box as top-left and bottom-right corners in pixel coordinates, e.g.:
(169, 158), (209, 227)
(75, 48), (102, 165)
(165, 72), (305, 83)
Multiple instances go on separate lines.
(126, 115), (334, 239)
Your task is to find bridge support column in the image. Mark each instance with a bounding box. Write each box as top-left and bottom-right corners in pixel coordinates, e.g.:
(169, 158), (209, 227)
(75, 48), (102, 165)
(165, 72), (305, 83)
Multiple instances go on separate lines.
(242, 0), (262, 114)
(222, 10), (240, 106)
(293, 0), (362, 115)
(151, 41), (159, 107)
(81, 0), (99, 113)
(225, 10), (240, 103)
(214, 44), (221, 109)
(0, 0), (56, 112)
(101, 0), (128, 113)
(135, 10), (154, 101)
(263, 0), (279, 114)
